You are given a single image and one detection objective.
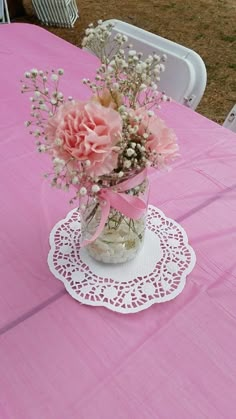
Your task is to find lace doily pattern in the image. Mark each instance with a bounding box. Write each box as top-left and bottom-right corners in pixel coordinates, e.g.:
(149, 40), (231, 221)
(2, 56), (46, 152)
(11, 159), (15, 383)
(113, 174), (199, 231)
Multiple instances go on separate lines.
(48, 205), (196, 313)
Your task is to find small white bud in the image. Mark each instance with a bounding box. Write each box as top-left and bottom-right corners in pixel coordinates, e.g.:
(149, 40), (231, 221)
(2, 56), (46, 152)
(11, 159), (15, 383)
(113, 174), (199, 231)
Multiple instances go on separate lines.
(40, 104), (48, 111)
(72, 176), (79, 185)
(128, 50), (137, 56)
(79, 187), (87, 196)
(126, 148), (135, 157)
(54, 138), (63, 146)
(51, 73), (58, 81)
(91, 184), (100, 193)
(30, 68), (38, 77)
(124, 159), (132, 168)
(37, 144), (46, 152)
(140, 84), (147, 91)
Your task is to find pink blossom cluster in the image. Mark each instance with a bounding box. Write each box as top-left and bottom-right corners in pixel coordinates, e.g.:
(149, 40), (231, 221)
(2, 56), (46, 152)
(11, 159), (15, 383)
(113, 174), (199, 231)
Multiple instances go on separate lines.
(21, 21), (179, 203)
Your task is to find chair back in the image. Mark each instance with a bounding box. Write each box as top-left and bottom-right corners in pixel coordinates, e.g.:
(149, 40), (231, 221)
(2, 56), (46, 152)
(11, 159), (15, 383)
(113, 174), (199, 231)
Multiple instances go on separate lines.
(32, 0), (79, 28)
(101, 20), (207, 110)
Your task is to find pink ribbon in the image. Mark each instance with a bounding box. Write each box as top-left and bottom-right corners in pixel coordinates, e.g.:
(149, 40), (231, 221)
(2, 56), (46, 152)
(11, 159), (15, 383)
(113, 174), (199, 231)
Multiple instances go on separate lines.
(81, 169), (147, 247)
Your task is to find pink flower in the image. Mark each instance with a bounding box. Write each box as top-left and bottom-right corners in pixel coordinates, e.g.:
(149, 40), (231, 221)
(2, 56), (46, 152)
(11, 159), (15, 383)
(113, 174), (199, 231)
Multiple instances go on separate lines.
(132, 109), (179, 166)
(45, 100), (122, 177)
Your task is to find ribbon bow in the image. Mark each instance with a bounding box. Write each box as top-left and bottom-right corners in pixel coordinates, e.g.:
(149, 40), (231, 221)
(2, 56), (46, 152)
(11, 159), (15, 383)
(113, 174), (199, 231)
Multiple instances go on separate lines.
(81, 169), (147, 247)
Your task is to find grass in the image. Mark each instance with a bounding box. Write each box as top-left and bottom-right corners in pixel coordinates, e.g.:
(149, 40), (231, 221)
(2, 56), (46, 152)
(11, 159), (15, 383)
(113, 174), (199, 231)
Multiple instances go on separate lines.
(17, 0), (236, 123)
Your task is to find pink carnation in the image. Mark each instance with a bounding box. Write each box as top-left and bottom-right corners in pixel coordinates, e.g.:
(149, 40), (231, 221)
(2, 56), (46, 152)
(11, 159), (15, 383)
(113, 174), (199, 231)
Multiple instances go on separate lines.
(45, 100), (122, 177)
(132, 109), (179, 166)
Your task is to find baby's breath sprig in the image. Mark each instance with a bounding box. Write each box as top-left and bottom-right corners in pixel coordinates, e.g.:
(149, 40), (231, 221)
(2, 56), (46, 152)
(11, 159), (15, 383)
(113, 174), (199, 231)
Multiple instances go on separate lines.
(82, 20), (169, 110)
(21, 68), (66, 140)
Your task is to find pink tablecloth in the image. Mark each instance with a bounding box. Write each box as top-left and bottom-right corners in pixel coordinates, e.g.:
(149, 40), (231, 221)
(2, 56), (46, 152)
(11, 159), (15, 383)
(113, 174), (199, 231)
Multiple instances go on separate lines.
(1, 23), (236, 419)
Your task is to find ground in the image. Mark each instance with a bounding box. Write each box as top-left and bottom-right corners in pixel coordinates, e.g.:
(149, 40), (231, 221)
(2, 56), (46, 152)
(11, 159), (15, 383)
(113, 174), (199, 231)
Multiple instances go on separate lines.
(15, 0), (236, 123)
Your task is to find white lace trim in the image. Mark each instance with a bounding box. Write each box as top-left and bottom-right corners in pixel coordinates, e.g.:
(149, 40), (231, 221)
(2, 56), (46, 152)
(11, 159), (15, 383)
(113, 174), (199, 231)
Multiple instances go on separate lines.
(48, 205), (196, 313)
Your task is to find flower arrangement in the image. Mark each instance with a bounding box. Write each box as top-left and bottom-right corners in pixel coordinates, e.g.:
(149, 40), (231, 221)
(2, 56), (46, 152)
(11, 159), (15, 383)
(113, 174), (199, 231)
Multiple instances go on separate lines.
(21, 20), (179, 263)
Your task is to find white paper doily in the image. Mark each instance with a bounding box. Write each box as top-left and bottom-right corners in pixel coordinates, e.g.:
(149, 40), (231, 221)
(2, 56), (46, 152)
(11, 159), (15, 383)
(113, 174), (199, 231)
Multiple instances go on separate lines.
(48, 205), (196, 314)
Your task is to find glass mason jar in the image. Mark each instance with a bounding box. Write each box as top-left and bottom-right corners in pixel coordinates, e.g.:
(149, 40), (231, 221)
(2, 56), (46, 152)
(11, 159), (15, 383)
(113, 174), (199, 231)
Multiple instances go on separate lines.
(80, 174), (149, 264)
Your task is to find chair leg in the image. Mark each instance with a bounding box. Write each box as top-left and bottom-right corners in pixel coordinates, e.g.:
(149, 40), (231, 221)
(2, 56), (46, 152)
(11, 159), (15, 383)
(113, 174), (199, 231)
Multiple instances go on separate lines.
(3, 0), (10, 22)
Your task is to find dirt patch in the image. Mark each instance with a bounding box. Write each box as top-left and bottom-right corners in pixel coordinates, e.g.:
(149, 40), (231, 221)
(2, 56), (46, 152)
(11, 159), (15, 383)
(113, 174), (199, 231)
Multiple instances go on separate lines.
(16, 0), (236, 123)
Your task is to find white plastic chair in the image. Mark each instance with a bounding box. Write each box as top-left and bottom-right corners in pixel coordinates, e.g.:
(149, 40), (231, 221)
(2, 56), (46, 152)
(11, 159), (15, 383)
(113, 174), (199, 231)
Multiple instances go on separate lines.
(32, 0), (79, 28)
(101, 19), (207, 110)
(223, 104), (236, 133)
(0, 0), (10, 23)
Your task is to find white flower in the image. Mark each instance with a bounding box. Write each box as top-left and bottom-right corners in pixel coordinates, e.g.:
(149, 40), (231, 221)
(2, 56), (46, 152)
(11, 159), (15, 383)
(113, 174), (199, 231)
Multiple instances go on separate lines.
(54, 157), (64, 164)
(159, 64), (165, 72)
(30, 68), (38, 77)
(72, 176), (79, 185)
(140, 84), (147, 91)
(126, 148), (135, 157)
(51, 73), (58, 81)
(124, 159), (132, 168)
(135, 64), (143, 74)
(91, 184), (100, 193)
(34, 129), (41, 137)
(85, 159), (91, 167)
(153, 54), (160, 62)
(54, 138), (63, 146)
(79, 187), (87, 196)
(40, 104), (48, 111)
(37, 144), (46, 152)
(118, 105), (126, 113)
(146, 56), (153, 64)
(151, 83), (158, 90)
